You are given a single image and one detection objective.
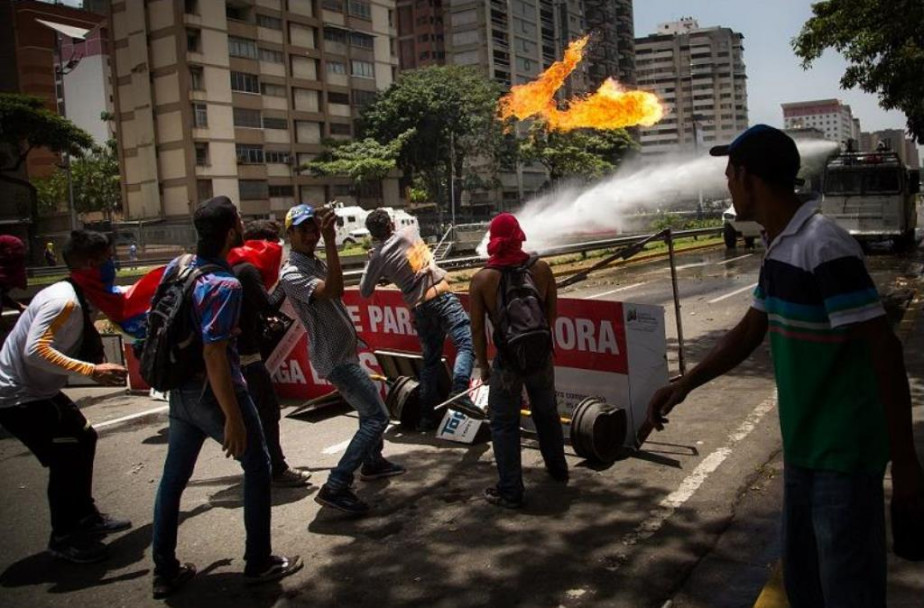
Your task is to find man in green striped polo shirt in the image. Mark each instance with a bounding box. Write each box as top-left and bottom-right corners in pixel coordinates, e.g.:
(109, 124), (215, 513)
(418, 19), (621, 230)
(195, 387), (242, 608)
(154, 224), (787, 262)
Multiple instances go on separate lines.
(646, 125), (924, 608)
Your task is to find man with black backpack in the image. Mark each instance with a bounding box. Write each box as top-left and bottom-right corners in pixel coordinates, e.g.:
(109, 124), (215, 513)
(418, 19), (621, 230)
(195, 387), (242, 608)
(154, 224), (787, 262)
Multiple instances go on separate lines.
(0, 230), (131, 563)
(148, 197), (301, 599)
(469, 213), (568, 509)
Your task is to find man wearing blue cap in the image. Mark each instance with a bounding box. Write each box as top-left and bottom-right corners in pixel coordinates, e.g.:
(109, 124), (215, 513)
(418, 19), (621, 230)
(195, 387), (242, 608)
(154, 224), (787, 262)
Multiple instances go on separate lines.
(645, 125), (924, 607)
(279, 204), (406, 515)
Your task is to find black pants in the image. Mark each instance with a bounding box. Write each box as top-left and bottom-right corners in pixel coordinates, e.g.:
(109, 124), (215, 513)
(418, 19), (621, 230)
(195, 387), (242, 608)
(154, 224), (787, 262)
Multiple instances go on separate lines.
(0, 393), (99, 537)
(242, 361), (287, 475)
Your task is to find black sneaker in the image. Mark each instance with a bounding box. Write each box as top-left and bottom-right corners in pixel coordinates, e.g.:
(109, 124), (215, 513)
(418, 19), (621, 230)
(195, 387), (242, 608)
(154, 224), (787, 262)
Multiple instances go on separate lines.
(314, 484), (370, 515)
(272, 468), (313, 488)
(79, 512), (132, 536)
(483, 487), (524, 509)
(152, 563), (196, 599)
(546, 466), (569, 483)
(359, 459), (407, 481)
(244, 555), (303, 585)
(450, 395), (487, 420)
(415, 417), (439, 432)
(48, 533), (108, 563)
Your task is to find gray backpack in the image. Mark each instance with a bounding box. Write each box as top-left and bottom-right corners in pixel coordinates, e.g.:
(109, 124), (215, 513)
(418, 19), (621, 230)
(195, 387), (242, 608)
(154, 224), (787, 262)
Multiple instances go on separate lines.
(492, 257), (552, 373)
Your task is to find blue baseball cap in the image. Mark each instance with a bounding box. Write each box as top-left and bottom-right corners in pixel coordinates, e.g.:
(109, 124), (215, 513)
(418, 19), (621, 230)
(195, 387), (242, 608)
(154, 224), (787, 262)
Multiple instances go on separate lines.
(710, 124), (804, 187)
(285, 204), (315, 231)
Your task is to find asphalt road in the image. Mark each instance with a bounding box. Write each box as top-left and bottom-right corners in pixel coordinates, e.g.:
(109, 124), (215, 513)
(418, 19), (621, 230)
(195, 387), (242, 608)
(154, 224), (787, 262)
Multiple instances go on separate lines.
(1, 243), (921, 608)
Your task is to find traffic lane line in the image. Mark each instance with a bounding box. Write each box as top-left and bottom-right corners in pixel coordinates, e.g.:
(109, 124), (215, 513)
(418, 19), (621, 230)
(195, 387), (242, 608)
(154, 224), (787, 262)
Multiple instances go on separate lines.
(708, 282), (759, 304)
(587, 281), (648, 300)
(94, 405), (169, 430)
(714, 253), (753, 265)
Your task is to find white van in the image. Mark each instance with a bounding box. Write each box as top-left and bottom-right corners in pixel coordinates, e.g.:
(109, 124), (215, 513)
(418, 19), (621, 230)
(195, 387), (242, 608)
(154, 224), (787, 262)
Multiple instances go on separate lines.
(319, 202), (420, 248)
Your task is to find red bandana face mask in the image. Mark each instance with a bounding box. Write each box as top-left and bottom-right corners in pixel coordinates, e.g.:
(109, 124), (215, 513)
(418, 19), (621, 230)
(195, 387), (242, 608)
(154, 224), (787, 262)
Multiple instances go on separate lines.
(487, 213), (530, 268)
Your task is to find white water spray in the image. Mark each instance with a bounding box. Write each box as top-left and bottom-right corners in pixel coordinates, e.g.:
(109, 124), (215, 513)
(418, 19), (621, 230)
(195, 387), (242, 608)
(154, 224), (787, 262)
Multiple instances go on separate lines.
(477, 139), (840, 255)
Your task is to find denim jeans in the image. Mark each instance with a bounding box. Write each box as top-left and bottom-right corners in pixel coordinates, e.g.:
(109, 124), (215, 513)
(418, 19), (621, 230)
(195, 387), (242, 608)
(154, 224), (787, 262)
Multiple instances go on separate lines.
(325, 362), (389, 491)
(413, 293), (475, 421)
(242, 361), (287, 475)
(488, 354), (566, 500)
(781, 464), (886, 608)
(152, 380), (272, 576)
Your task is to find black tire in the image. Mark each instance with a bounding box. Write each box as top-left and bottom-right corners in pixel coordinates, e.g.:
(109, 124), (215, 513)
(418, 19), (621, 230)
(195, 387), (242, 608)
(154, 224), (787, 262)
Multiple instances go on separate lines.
(744, 236), (756, 249)
(723, 223), (737, 249)
(342, 238), (356, 247)
(892, 230), (916, 253)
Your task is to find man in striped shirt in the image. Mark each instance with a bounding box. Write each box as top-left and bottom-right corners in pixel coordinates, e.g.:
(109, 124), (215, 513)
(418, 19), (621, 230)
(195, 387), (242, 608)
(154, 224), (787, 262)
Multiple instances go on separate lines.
(646, 125), (924, 607)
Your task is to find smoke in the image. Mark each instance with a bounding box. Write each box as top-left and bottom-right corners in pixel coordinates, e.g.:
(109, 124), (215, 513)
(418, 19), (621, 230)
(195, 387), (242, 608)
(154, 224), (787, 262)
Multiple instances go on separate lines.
(477, 139), (841, 255)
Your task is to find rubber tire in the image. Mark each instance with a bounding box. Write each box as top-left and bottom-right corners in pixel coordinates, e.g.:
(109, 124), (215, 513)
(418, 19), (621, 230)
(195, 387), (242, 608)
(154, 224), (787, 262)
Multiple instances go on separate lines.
(723, 223), (737, 249)
(744, 236), (756, 249)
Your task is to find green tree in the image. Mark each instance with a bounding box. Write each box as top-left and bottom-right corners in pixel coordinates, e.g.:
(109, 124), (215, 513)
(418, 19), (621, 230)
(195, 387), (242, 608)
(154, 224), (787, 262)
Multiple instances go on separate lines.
(71, 139), (121, 217)
(519, 126), (638, 183)
(792, 0), (924, 142)
(34, 170), (68, 213)
(359, 66), (505, 215)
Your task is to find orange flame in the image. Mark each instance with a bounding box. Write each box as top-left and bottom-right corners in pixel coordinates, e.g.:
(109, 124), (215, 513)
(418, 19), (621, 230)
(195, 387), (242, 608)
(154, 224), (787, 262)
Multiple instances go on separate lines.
(498, 36), (664, 131)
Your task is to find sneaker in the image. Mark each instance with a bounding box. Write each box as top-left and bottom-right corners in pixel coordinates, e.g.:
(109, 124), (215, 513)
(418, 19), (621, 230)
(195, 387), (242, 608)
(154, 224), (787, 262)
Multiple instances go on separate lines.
(415, 417), (439, 432)
(314, 484), (370, 515)
(244, 555), (303, 585)
(79, 512), (132, 536)
(483, 487), (523, 510)
(546, 466), (569, 483)
(272, 468), (312, 488)
(152, 563), (196, 599)
(450, 395), (487, 420)
(359, 459), (407, 481)
(48, 533), (108, 564)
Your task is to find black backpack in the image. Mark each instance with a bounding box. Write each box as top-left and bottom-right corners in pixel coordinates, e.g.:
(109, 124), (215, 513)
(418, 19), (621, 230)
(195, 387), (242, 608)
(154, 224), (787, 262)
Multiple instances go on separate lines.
(492, 257), (553, 374)
(139, 254), (222, 391)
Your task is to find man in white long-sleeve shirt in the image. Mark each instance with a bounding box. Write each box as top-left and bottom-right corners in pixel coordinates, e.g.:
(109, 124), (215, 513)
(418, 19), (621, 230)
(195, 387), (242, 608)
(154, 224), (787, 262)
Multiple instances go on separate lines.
(0, 230), (130, 564)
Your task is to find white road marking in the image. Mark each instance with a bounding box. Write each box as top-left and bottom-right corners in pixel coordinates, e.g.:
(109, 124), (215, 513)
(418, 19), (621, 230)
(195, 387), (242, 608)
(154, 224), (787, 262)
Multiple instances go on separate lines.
(714, 253), (753, 265)
(707, 282), (759, 304)
(322, 439), (352, 455)
(607, 394), (777, 571)
(94, 405), (169, 429)
(673, 261), (711, 271)
(587, 282), (647, 300)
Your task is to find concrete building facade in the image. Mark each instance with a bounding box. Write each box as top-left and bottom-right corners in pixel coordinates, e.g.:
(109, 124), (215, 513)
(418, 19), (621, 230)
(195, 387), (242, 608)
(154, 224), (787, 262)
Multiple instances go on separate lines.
(861, 128), (921, 168)
(781, 98), (861, 146)
(635, 18), (749, 155)
(395, 0), (445, 70)
(583, 0), (634, 88)
(109, 0), (400, 222)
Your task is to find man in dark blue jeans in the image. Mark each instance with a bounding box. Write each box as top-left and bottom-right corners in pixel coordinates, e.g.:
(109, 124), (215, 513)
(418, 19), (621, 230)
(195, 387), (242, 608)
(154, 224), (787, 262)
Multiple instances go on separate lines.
(468, 213), (567, 508)
(151, 197), (302, 599)
(359, 209), (476, 431)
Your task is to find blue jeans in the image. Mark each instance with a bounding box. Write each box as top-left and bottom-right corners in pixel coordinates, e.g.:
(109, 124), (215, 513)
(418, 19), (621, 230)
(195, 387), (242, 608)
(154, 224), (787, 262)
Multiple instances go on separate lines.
(781, 464), (886, 608)
(152, 380), (272, 576)
(325, 362), (389, 491)
(488, 355), (566, 500)
(413, 293), (475, 421)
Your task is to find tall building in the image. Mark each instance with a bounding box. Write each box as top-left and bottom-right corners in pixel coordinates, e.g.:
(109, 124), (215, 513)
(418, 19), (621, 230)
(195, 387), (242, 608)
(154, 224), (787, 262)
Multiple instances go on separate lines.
(395, 0), (445, 70)
(635, 18), (749, 155)
(861, 128), (921, 168)
(583, 0), (634, 88)
(110, 0), (400, 222)
(781, 99), (860, 146)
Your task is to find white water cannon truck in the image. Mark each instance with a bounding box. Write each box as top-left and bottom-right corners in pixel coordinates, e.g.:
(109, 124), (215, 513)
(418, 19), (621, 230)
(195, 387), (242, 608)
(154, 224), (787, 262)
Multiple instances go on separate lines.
(821, 150), (920, 251)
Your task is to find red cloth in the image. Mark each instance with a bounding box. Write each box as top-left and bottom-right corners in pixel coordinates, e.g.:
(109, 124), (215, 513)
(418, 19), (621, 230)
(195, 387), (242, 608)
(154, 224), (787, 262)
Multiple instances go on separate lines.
(0, 235), (27, 290)
(69, 265), (167, 339)
(228, 240), (283, 289)
(487, 213), (530, 268)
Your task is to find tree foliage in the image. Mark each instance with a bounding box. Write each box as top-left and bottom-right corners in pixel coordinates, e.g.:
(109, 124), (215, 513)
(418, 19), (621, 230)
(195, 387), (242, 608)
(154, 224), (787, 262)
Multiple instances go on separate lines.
(792, 0), (924, 142)
(359, 66), (505, 207)
(32, 140), (121, 216)
(519, 126), (638, 182)
(0, 93), (93, 174)
(302, 130), (414, 186)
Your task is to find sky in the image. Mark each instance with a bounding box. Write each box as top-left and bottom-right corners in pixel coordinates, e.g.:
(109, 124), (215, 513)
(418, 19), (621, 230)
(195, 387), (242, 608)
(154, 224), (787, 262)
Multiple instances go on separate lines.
(633, 0), (921, 159)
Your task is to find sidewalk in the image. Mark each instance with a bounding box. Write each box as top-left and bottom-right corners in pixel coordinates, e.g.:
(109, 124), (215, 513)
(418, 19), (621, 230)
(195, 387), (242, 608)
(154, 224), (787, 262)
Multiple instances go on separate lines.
(671, 283), (924, 608)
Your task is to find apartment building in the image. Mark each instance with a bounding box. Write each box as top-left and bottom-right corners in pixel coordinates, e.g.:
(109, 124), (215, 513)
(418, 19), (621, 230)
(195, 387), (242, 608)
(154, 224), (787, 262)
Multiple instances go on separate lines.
(861, 129), (921, 168)
(635, 18), (749, 155)
(781, 98), (860, 146)
(583, 0), (634, 88)
(395, 0), (445, 70)
(110, 0), (399, 222)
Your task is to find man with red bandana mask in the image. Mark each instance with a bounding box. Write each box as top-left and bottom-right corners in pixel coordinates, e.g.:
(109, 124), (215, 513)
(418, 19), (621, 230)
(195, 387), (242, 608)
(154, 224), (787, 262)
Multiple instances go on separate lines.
(468, 213), (567, 509)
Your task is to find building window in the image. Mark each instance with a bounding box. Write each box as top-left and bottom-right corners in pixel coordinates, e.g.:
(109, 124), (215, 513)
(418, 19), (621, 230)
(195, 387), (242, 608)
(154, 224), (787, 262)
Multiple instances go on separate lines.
(330, 122), (351, 135)
(195, 142), (209, 166)
(230, 71), (260, 93)
(197, 179), (213, 201)
(347, 0), (371, 20)
(328, 91), (350, 105)
(187, 28), (201, 53)
(236, 144), (265, 164)
(190, 66), (204, 90)
(226, 4), (251, 21)
(332, 184), (352, 196)
(261, 82), (286, 97)
(193, 103), (208, 127)
(326, 61), (347, 74)
(239, 180), (269, 200)
(269, 185), (294, 197)
(185, 0), (198, 14)
(233, 107), (262, 128)
(259, 48), (284, 63)
(322, 0), (343, 11)
(265, 150), (291, 164)
(350, 32), (374, 49)
(351, 60), (374, 78)
(229, 36), (258, 59)
(263, 116), (288, 129)
(324, 28), (347, 44)
(352, 89), (377, 107)
(257, 14), (283, 30)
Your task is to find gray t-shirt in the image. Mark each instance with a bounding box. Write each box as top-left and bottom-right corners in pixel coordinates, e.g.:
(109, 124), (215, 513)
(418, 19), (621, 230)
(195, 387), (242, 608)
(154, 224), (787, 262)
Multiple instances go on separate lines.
(279, 251), (358, 378)
(359, 227), (447, 308)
